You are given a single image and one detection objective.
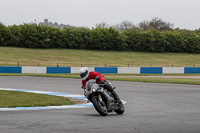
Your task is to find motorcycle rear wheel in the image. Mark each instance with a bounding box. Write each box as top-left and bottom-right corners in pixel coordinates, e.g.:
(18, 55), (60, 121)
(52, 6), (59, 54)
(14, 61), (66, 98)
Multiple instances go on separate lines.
(92, 96), (108, 116)
(114, 102), (125, 115)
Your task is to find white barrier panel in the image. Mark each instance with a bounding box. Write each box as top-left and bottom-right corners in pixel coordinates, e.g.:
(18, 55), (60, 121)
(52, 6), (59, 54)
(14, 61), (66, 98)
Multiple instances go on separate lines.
(71, 67), (95, 73)
(163, 67), (184, 74)
(22, 66), (46, 74)
(118, 67), (140, 74)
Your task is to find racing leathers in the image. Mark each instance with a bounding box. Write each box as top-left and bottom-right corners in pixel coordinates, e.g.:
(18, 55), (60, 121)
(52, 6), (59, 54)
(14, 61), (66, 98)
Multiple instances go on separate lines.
(81, 71), (120, 101)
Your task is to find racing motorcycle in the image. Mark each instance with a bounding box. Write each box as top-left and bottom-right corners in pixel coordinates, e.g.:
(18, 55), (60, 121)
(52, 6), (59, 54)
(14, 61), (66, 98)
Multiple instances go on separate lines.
(84, 79), (125, 116)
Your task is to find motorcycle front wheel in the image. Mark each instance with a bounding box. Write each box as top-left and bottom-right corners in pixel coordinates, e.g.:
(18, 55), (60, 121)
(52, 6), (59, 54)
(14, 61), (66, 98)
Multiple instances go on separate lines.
(92, 96), (108, 116)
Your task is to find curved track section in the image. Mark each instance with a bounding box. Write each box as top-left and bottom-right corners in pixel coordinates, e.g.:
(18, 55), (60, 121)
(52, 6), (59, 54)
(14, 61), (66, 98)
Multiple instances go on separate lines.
(0, 88), (92, 111)
(0, 76), (200, 133)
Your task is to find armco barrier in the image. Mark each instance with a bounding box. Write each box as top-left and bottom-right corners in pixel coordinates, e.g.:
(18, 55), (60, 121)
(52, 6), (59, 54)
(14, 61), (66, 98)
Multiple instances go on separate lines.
(95, 67), (118, 73)
(47, 67), (71, 73)
(71, 67), (94, 73)
(0, 66), (200, 74)
(0, 66), (21, 73)
(118, 67), (140, 74)
(22, 66), (46, 74)
(185, 67), (200, 74)
(163, 67), (184, 74)
(140, 67), (162, 74)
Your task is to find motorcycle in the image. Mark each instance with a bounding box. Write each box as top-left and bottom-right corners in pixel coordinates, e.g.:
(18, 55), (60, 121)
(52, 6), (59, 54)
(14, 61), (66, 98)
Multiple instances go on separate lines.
(84, 79), (125, 116)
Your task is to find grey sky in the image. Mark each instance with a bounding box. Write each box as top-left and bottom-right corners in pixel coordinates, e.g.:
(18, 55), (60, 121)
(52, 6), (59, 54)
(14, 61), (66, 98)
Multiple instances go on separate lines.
(1, 0), (200, 30)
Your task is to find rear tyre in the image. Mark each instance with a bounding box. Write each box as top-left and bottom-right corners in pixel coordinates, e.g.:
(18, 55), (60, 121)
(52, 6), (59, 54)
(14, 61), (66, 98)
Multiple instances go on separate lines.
(92, 96), (108, 116)
(114, 101), (125, 115)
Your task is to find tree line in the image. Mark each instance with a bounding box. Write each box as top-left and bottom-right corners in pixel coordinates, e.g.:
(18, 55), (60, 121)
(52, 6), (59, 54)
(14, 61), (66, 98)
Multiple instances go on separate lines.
(0, 18), (200, 53)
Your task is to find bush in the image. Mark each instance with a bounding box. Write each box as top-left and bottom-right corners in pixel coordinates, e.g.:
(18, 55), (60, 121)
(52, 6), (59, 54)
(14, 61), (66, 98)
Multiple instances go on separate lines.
(181, 30), (200, 53)
(0, 23), (11, 46)
(0, 23), (200, 53)
(89, 27), (126, 50)
(163, 31), (185, 52)
(63, 27), (91, 49)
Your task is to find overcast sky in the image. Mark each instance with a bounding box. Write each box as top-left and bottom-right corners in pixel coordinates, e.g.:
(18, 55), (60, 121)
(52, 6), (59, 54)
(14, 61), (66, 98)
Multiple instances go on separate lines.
(0, 0), (200, 30)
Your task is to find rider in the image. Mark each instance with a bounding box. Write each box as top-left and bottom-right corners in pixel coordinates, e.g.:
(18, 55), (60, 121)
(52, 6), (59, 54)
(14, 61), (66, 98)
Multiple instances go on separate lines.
(79, 67), (121, 103)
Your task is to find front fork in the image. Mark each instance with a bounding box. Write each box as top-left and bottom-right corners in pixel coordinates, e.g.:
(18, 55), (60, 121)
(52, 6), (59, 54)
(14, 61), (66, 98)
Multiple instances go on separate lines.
(91, 93), (103, 103)
(98, 93), (103, 103)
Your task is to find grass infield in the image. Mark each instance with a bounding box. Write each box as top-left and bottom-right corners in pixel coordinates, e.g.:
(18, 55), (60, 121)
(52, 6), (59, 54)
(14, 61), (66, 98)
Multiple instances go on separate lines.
(0, 73), (200, 85)
(0, 90), (74, 108)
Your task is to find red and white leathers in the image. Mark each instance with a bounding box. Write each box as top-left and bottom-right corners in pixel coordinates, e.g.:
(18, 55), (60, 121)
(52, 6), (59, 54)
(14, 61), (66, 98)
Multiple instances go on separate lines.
(81, 70), (121, 101)
(82, 71), (106, 88)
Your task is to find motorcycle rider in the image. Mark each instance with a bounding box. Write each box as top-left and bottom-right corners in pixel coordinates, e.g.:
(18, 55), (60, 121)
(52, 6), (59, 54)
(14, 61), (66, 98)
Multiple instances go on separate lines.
(79, 67), (121, 103)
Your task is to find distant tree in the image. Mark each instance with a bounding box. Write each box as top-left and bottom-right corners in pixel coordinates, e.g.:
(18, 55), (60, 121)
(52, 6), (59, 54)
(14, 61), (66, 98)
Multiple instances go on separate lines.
(138, 20), (150, 31)
(195, 28), (200, 33)
(0, 23), (11, 46)
(113, 20), (136, 31)
(54, 22), (58, 26)
(139, 17), (174, 31)
(95, 22), (109, 28)
(8, 24), (22, 47)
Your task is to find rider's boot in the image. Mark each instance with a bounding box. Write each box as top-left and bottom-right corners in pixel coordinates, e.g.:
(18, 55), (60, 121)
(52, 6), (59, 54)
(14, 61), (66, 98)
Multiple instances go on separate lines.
(104, 83), (122, 104)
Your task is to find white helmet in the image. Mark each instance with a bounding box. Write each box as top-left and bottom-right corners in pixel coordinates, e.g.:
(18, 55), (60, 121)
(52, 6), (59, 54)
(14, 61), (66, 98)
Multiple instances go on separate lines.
(79, 67), (89, 80)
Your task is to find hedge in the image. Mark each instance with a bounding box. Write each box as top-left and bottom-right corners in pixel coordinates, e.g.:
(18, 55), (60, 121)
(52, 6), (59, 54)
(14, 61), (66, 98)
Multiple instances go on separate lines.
(0, 23), (200, 53)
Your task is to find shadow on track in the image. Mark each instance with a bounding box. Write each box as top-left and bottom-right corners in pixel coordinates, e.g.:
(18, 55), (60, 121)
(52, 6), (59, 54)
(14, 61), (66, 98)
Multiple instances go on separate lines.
(84, 113), (125, 117)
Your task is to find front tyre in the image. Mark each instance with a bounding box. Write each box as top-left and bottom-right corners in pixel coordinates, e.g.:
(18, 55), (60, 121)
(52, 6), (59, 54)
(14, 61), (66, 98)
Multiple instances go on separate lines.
(92, 96), (108, 116)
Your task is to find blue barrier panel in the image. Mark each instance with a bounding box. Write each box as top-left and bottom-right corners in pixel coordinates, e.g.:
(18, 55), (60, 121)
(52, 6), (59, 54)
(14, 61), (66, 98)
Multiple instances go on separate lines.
(95, 67), (118, 73)
(184, 67), (200, 73)
(0, 66), (22, 73)
(47, 67), (71, 73)
(140, 67), (162, 74)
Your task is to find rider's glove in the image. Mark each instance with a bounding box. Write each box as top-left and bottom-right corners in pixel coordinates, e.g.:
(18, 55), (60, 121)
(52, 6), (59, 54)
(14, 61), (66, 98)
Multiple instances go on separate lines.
(81, 86), (85, 89)
(100, 80), (105, 84)
(98, 80), (106, 87)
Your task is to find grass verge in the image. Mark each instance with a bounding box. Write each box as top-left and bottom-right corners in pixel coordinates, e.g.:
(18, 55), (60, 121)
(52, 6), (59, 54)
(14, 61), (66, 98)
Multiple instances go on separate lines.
(0, 73), (200, 85)
(0, 47), (200, 67)
(0, 90), (74, 108)
(106, 76), (200, 85)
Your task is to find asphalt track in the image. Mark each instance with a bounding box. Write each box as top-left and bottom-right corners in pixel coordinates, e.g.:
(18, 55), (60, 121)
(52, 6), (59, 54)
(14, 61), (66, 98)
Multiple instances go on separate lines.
(0, 76), (200, 133)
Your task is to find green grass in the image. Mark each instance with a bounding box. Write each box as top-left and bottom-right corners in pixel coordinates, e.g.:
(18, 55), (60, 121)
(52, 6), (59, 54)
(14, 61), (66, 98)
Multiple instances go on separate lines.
(2, 46), (199, 108)
(106, 76), (200, 85)
(0, 46), (200, 85)
(0, 47), (200, 67)
(0, 90), (74, 108)
(0, 73), (200, 85)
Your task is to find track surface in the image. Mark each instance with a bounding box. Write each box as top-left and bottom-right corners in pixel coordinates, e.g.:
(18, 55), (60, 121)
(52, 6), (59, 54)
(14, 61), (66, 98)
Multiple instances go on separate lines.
(0, 76), (200, 133)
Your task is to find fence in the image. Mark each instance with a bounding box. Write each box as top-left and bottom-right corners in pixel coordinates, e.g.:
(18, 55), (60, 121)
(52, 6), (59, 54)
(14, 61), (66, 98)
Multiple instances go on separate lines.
(0, 61), (200, 67)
